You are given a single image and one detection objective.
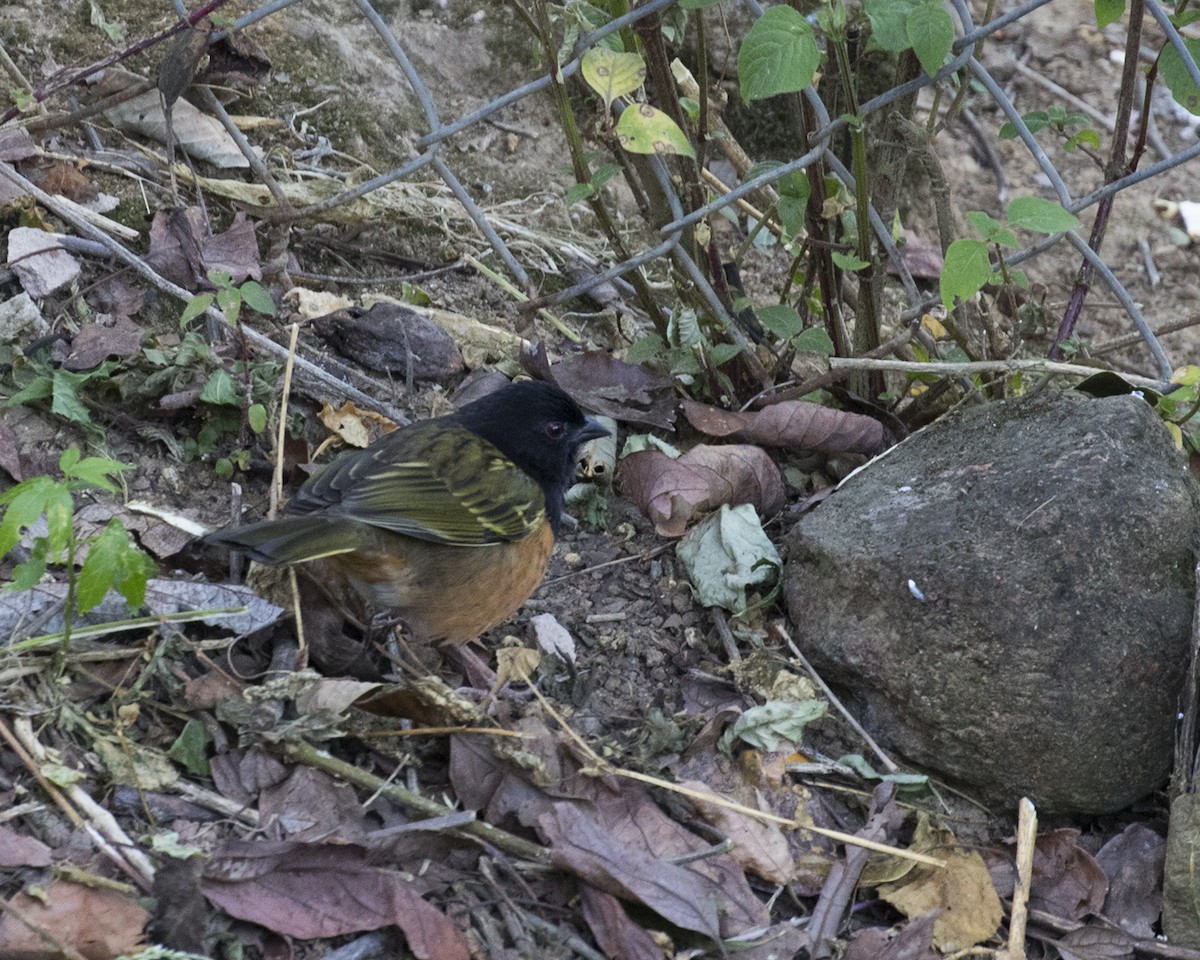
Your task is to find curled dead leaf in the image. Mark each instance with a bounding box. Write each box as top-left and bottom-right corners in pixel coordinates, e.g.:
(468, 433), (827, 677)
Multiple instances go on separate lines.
(620, 444), (784, 537)
(682, 399), (889, 456)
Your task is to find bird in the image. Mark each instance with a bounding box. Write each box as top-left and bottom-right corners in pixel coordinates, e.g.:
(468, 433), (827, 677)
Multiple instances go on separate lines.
(205, 380), (609, 644)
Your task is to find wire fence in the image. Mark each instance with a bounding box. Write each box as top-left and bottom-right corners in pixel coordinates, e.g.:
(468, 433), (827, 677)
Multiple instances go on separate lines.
(5, 0), (1200, 392)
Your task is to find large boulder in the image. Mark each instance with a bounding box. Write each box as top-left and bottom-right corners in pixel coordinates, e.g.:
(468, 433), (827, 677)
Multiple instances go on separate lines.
(784, 393), (1197, 813)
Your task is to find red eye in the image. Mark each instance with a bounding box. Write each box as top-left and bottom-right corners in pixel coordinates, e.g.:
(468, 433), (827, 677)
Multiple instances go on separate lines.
(546, 421), (566, 439)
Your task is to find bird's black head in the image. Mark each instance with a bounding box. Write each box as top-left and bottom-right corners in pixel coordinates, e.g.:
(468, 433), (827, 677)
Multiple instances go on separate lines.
(455, 380), (609, 531)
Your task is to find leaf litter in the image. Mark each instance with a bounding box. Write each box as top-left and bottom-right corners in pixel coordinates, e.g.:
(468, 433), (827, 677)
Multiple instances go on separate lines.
(0, 8), (1189, 960)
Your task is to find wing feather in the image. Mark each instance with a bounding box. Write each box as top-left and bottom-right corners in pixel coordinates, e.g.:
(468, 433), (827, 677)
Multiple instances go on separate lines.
(285, 421), (544, 545)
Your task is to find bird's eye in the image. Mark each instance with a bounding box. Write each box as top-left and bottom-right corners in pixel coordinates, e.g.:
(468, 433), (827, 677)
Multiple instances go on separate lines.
(546, 421), (566, 439)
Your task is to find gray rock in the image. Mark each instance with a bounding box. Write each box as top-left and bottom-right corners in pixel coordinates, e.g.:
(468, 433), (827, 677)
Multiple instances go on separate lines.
(784, 393), (1197, 813)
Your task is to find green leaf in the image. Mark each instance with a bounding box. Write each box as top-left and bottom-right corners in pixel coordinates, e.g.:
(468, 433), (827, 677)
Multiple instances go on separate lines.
(66, 456), (126, 492)
(1000, 109), (1049, 138)
(1094, 0), (1123, 28)
(248, 403), (268, 434)
(200, 369), (240, 406)
(757, 304), (804, 340)
(168, 720), (212, 776)
(206, 269), (233, 288)
(940, 238), (993, 307)
(180, 292), (214, 327)
(59, 447), (81, 476)
(1160, 38), (1200, 115)
(116, 544), (154, 609)
(0, 476), (57, 557)
(676, 503), (781, 613)
(832, 251), (870, 271)
(966, 210), (1018, 247)
(565, 182), (596, 206)
(615, 104), (695, 158)
(1006, 197), (1080, 234)
(906, 3), (954, 78)
(5, 374), (54, 409)
(216, 287), (241, 324)
(10, 557), (46, 591)
(581, 47), (646, 111)
(78, 519), (127, 612)
(793, 327), (836, 356)
(864, 0), (919, 52)
(43, 484), (74, 555)
(720, 699), (828, 753)
(1064, 128), (1100, 151)
(49, 369), (95, 425)
(708, 342), (743, 366)
(239, 281), (276, 317)
(777, 170), (811, 239)
(679, 0), (722, 7)
(738, 6), (820, 102)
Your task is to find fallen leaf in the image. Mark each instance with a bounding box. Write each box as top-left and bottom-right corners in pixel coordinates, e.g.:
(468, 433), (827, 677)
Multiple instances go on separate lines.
(1025, 828), (1108, 920)
(0, 879), (148, 959)
(877, 816), (1002, 951)
(530, 612), (576, 663)
(202, 840), (470, 958)
(523, 345), (677, 429)
(1055, 923), (1135, 960)
(579, 884), (663, 960)
(621, 444), (784, 537)
(676, 503), (780, 612)
(843, 913), (939, 960)
(1095, 824), (1164, 938)
(677, 779), (794, 884)
(682, 398), (889, 456)
(64, 315), (144, 371)
(0, 824), (51, 867)
(541, 803), (723, 939)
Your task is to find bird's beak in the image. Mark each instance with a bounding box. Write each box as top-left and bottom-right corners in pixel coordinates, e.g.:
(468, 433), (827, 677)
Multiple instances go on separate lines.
(576, 418), (611, 443)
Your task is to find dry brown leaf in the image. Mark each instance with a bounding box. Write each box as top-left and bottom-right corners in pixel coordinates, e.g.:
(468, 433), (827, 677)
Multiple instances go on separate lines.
(1056, 923), (1136, 960)
(681, 399), (889, 456)
(523, 343), (676, 429)
(843, 913), (939, 960)
(620, 444), (784, 537)
(1095, 824), (1164, 938)
(450, 722), (768, 936)
(202, 840), (470, 958)
(579, 884), (664, 960)
(0, 879), (148, 959)
(1026, 828), (1109, 920)
(0, 824), (51, 868)
(677, 778), (794, 884)
(64, 315), (144, 371)
(878, 819), (1002, 951)
(541, 803), (723, 939)
(258, 767), (369, 842)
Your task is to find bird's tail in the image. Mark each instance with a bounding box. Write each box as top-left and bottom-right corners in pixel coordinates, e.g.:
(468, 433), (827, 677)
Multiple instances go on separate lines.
(204, 516), (366, 565)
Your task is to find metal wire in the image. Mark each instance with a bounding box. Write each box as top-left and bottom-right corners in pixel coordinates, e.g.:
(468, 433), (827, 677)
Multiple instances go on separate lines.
(77, 0), (1200, 379)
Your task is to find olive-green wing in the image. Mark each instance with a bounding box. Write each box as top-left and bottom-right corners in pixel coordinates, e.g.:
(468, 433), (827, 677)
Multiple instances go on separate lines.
(286, 421), (545, 546)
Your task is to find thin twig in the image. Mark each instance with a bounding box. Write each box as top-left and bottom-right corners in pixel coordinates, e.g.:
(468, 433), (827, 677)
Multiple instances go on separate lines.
(1005, 797), (1037, 960)
(773, 624), (898, 774)
(827, 356), (1169, 390)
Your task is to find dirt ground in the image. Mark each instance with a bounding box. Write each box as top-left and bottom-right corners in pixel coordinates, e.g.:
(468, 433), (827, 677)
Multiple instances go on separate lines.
(1, 0), (1198, 955)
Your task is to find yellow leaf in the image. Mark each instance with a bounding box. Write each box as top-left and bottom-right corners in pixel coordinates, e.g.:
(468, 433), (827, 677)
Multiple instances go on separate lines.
(615, 103), (695, 158)
(878, 816), (1002, 950)
(1166, 421), (1184, 450)
(920, 313), (948, 338)
(581, 47), (647, 111)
